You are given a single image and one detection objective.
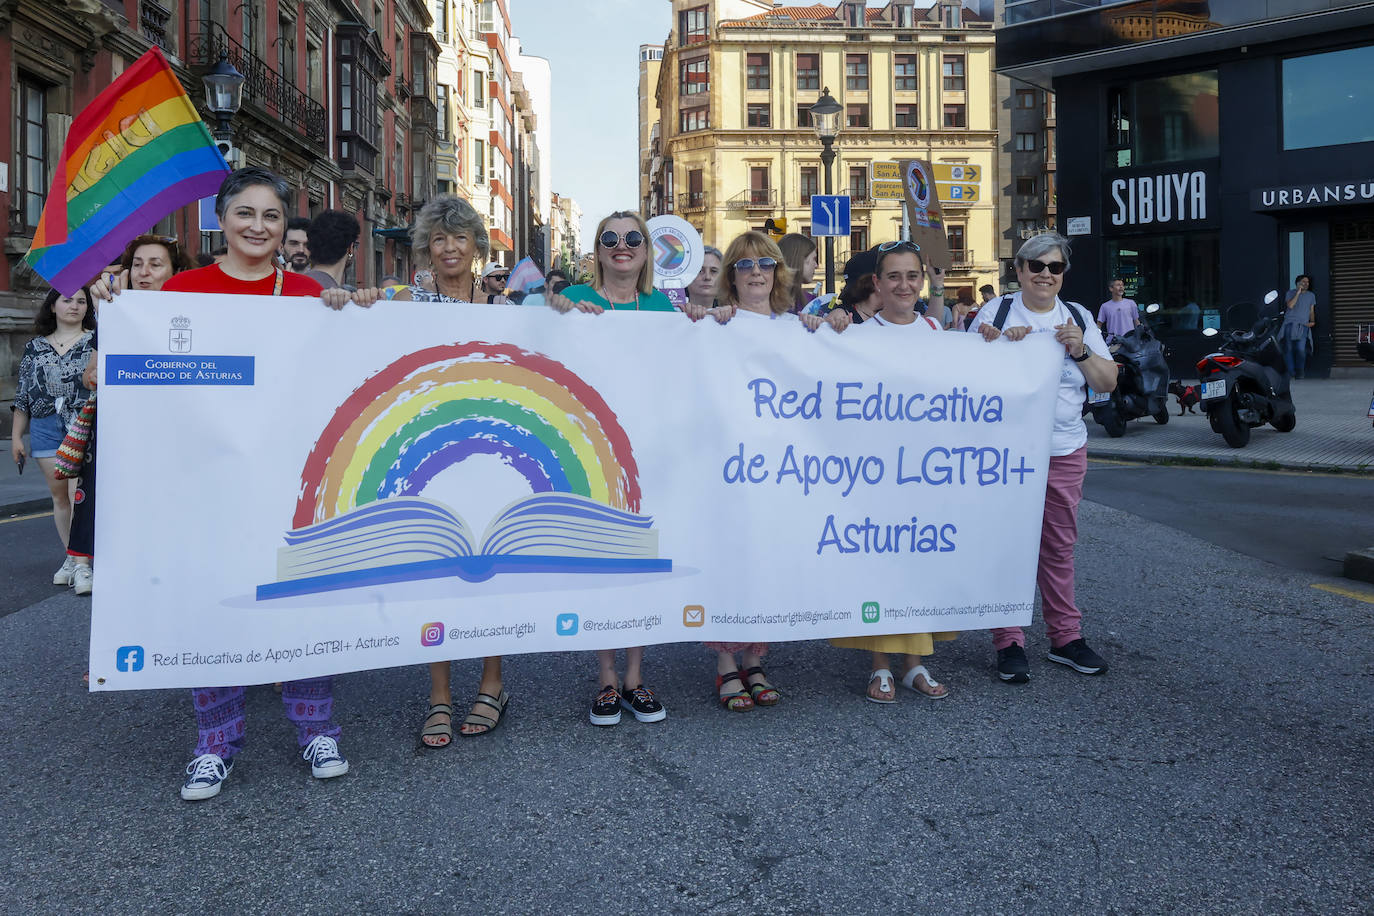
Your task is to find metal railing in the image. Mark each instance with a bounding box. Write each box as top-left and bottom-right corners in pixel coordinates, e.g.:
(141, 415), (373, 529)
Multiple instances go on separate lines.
(188, 22), (327, 147)
(727, 188), (777, 209)
(678, 191), (707, 212)
(140, 0), (171, 50)
(948, 249), (974, 267)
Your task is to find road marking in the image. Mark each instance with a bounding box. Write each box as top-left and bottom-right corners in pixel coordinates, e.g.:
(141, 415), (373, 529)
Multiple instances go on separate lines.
(1087, 459), (1371, 481)
(1, 511), (52, 525)
(1311, 583), (1374, 604)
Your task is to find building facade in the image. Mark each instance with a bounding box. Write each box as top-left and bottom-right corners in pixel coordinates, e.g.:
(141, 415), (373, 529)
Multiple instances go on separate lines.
(643, 0), (1000, 295)
(999, 0), (1374, 374)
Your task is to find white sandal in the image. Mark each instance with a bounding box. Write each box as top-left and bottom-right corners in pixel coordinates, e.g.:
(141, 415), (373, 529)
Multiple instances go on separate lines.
(866, 668), (896, 704)
(901, 665), (949, 700)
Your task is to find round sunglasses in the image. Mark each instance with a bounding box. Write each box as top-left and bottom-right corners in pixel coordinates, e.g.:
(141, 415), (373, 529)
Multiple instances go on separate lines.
(733, 257), (777, 272)
(599, 230), (645, 249)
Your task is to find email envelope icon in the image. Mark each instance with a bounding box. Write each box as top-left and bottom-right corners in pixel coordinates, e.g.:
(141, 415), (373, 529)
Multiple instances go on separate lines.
(683, 605), (705, 627)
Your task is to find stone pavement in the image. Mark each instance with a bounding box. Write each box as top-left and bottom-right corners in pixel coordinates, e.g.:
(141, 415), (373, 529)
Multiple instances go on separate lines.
(1085, 375), (1374, 472)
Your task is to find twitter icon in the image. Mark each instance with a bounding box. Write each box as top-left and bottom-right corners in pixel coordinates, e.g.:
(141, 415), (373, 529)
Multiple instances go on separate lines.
(555, 613), (579, 636)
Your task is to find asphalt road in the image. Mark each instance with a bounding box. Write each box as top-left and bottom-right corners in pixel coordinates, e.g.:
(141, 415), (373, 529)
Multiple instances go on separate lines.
(2, 473), (1372, 913)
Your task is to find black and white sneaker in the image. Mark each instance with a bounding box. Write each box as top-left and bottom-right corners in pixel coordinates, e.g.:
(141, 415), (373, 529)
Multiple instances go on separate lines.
(996, 644), (1030, 684)
(1047, 638), (1108, 675)
(589, 685), (622, 726)
(620, 684), (667, 723)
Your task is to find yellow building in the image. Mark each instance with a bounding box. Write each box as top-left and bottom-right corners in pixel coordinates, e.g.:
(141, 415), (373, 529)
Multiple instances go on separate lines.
(645, 0), (999, 294)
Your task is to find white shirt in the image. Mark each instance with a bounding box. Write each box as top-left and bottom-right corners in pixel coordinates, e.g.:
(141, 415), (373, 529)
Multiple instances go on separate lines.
(967, 292), (1110, 456)
(865, 312), (941, 332)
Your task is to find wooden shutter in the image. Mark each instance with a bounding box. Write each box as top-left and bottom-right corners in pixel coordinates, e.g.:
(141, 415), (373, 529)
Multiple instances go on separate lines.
(1330, 220), (1374, 367)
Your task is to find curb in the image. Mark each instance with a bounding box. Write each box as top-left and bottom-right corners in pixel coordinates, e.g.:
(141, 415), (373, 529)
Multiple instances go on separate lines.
(1, 498), (54, 518)
(1086, 449), (1374, 475)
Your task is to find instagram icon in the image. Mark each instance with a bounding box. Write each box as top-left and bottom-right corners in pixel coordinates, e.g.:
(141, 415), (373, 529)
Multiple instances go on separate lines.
(420, 622), (445, 647)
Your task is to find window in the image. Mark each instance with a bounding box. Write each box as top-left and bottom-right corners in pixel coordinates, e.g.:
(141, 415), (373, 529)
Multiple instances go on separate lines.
(15, 74), (47, 230)
(680, 108), (709, 132)
(746, 53), (770, 90)
(800, 166), (819, 203)
(437, 84), (450, 140)
(848, 165), (868, 199)
(797, 53), (819, 91)
(308, 41), (322, 103)
(278, 18), (296, 85)
(895, 104), (918, 128)
(336, 27), (381, 172)
(433, 0), (448, 37)
(845, 54), (868, 91)
(846, 104), (869, 128)
(747, 103), (771, 128)
(843, 0), (863, 27)
(849, 226), (868, 253)
(680, 5), (708, 45)
(474, 138), (485, 181)
(687, 169), (704, 208)
(750, 166), (770, 205)
(242, 0), (257, 54)
(473, 70), (485, 108)
(943, 104), (966, 128)
(942, 55), (965, 91)
(1016, 132), (1036, 151)
(681, 58), (708, 96)
(894, 54), (917, 91)
(947, 225), (965, 256)
(1107, 233), (1220, 322)
(1016, 88), (1036, 109)
(1285, 47), (1374, 149)
(895, 4), (912, 28)
(1108, 70), (1218, 168)
(1016, 176), (1036, 196)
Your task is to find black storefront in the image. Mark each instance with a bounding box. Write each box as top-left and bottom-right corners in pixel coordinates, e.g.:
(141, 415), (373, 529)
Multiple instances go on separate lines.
(998, 1), (1374, 378)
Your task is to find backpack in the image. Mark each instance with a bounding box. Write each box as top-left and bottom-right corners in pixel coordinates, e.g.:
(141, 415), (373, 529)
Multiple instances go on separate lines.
(988, 295), (1089, 334)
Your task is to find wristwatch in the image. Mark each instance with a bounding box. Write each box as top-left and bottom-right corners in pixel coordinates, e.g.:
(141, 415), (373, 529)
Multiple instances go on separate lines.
(1072, 348), (1092, 362)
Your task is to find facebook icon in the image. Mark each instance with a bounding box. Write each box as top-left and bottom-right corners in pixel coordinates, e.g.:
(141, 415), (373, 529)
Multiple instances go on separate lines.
(115, 646), (145, 673)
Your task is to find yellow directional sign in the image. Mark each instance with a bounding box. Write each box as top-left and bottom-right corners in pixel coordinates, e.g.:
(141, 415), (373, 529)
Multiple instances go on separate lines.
(934, 163), (980, 183)
(869, 180), (905, 200)
(872, 161), (901, 181)
(936, 182), (979, 203)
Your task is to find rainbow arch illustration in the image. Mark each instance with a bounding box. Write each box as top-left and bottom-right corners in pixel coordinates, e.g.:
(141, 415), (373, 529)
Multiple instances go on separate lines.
(293, 341), (642, 530)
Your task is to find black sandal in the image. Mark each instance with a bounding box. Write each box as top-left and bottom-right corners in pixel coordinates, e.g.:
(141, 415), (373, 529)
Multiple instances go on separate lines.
(744, 666), (781, 706)
(716, 671), (754, 712)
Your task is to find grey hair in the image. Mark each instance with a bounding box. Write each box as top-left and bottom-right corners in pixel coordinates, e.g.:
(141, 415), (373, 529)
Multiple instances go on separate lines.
(1015, 231), (1071, 267)
(703, 246), (723, 261)
(215, 167), (292, 220)
(411, 195), (490, 264)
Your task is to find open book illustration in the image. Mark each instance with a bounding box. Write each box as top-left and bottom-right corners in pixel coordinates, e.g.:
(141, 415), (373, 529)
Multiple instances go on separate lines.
(256, 492), (670, 600)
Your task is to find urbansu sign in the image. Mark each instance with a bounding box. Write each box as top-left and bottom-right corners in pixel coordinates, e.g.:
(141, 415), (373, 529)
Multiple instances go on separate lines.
(1103, 163), (1219, 235)
(1251, 178), (1374, 211)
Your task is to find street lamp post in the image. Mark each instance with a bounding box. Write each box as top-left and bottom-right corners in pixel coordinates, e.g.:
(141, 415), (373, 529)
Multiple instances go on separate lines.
(809, 87), (842, 294)
(202, 55), (245, 166)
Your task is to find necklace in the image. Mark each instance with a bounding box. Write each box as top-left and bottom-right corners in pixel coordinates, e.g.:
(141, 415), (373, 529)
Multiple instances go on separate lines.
(49, 331), (84, 350)
(600, 286), (639, 309)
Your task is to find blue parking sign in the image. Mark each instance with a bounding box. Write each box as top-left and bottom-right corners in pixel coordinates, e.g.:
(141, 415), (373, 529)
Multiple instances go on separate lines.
(810, 195), (851, 237)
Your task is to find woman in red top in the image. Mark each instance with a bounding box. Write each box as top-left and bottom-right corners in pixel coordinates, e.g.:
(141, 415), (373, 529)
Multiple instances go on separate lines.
(165, 168), (372, 800)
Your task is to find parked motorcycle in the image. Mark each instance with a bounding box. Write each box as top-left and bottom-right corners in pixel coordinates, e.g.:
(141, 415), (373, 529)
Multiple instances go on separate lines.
(1196, 292), (1296, 448)
(1086, 303), (1171, 437)
(1358, 325), (1374, 428)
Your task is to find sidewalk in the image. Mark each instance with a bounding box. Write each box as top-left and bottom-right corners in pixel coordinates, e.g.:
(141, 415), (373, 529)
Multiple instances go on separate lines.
(1086, 375), (1374, 472)
(0, 439), (53, 517)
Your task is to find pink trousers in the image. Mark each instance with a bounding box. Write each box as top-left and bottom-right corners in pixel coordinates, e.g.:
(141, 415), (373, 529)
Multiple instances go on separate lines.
(992, 446), (1086, 651)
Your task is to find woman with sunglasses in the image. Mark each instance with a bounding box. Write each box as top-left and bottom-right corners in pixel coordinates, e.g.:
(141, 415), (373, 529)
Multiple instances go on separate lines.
(967, 232), (1116, 684)
(546, 210), (672, 727)
(829, 240), (954, 702)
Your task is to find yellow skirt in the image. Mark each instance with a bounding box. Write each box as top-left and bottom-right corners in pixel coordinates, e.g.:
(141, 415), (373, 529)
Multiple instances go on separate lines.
(829, 632), (958, 656)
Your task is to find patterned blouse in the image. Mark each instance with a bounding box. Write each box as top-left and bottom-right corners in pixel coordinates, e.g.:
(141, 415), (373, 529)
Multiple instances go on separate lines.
(12, 333), (95, 426)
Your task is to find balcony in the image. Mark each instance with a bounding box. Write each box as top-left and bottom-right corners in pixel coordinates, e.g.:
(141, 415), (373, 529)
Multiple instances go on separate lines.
(189, 22), (327, 148)
(948, 249), (975, 268)
(678, 191), (707, 213)
(847, 192), (876, 209)
(140, 0), (171, 51)
(727, 189), (776, 210)
(410, 93), (438, 132)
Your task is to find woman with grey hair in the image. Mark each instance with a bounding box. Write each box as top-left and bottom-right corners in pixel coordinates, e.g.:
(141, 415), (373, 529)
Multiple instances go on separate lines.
(393, 195), (503, 304)
(683, 245), (723, 318)
(967, 231), (1117, 685)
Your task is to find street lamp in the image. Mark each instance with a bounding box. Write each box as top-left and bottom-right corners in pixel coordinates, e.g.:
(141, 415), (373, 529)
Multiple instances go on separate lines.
(202, 55), (245, 144)
(810, 87), (842, 293)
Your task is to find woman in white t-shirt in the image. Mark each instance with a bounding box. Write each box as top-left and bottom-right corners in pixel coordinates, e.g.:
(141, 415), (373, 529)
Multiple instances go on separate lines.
(966, 232), (1117, 684)
(829, 241), (954, 703)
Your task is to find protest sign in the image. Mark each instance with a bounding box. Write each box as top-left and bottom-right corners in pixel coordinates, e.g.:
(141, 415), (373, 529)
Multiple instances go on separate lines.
(90, 294), (1059, 689)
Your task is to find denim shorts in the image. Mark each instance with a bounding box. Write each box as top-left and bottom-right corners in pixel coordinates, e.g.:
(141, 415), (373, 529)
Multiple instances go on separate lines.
(28, 412), (66, 458)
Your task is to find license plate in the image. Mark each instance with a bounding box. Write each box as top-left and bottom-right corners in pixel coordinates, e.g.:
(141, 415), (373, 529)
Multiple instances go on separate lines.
(1088, 388), (1110, 404)
(1202, 379), (1226, 400)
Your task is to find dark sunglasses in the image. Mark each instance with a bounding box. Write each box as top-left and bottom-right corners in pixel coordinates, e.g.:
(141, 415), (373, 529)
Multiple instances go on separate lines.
(877, 240), (921, 253)
(734, 257), (777, 272)
(1025, 258), (1068, 275)
(599, 230), (645, 249)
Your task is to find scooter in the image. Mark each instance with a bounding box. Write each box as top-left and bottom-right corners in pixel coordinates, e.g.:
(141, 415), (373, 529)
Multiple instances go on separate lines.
(1358, 325), (1374, 428)
(1196, 291), (1296, 448)
(1086, 303), (1171, 437)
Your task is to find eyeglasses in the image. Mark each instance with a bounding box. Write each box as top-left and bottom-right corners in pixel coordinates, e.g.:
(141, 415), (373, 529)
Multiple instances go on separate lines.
(599, 230), (645, 249)
(1024, 258), (1068, 275)
(877, 240), (921, 253)
(733, 257), (777, 273)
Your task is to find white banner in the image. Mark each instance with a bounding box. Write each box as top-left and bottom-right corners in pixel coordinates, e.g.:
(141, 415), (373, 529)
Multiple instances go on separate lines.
(90, 293), (1060, 690)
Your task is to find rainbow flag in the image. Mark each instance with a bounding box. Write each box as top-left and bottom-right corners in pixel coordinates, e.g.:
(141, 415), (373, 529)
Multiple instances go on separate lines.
(24, 47), (230, 295)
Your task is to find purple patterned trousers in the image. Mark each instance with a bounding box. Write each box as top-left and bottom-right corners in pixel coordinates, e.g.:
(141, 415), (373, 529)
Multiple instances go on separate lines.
(190, 677), (340, 759)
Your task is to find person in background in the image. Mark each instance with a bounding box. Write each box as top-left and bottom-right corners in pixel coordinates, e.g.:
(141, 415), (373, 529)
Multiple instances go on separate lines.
(778, 233), (818, 313)
(948, 285), (977, 330)
(478, 262), (512, 304)
(979, 283), (997, 305)
(160, 167), (371, 800)
(1097, 278), (1139, 339)
(282, 216), (311, 272)
(10, 287), (95, 590)
(805, 249), (879, 325)
(1280, 274), (1316, 378)
(304, 210), (361, 291)
(832, 239), (953, 703)
(683, 245), (723, 318)
(545, 268), (572, 295)
(968, 232), (1116, 684)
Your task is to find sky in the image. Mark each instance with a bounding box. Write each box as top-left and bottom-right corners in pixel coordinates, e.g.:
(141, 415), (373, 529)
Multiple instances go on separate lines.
(513, 0), (670, 248)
